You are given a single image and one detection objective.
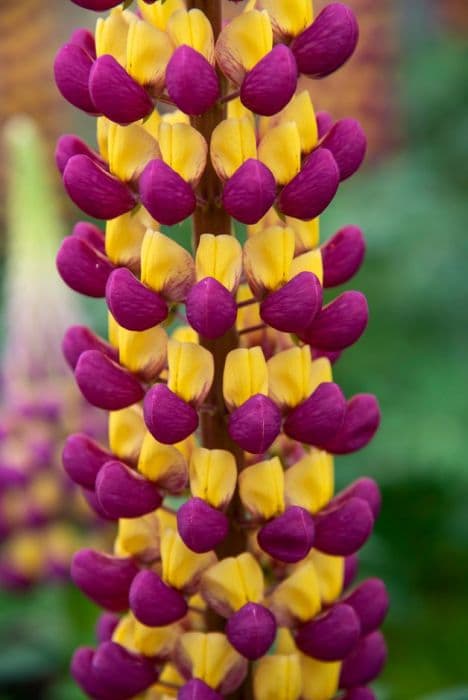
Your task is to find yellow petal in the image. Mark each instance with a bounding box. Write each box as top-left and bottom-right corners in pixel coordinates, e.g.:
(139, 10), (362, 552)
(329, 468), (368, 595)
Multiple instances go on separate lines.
(260, 0), (313, 38)
(254, 654), (302, 700)
(201, 553), (264, 615)
(106, 208), (158, 268)
(216, 10), (273, 83)
(310, 357), (333, 392)
(227, 98), (254, 124)
(127, 19), (173, 88)
(167, 340), (214, 406)
(161, 110), (190, 126)
(108, 312), (120, 348)
(137, 0), (185, 31)
(116, 511), (160, 557)
(271, 562), (321, 623)
(238, 457), (285, 519)
(299, 655), (341, 700)
(118, 326), (168, 381)
(189, 447), (237, 508)
(258, 122), (301, 185)
(107, 122), (159, 182)
(308, 550), (344, 604)
(210, 118), (257, 181)
(4, 532), (44, 578)
(113, 613), (136, 651)
(267, 346), (313, 408)
(284, 449), (334, 514)
(243, 226), (296, 296)
(108, 405), (146, 462)
(157, 507), (177, 535)
(247, 208), (282, 237)
(196, 234), (243, 291)
(286, 216), (320, 253)
(133, 618), (180, 658)
(95, 8), (135, 67)
(276, 628), (297, 654)
(138, 431), (188, 492)
(158, 121), (207, 185)
(97, 117), (110, 160)
(150, 663), (185, 697)
(161, 529), (215, 592)
(223, 347), (268, 408)
(141, 229), (195, 301)
(177, 632), (245, 692)
(289, 249), (323, 285)
(167, 9), (214, 63)
(279, 90), (318, 154)
(172, 325), (199, 344)
(235, 285), (263, 341)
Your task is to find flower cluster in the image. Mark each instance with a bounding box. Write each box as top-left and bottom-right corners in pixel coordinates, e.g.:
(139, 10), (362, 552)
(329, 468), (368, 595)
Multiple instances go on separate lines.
(56, 1), (388, 698)
(0, 117), (108, 588)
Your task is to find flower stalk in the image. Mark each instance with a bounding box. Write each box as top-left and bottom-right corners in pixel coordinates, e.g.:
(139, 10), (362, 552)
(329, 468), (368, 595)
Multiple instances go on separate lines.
(56, 1), (388, 698)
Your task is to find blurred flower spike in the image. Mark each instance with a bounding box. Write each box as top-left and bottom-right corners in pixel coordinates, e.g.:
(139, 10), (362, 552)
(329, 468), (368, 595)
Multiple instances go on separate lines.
(55, 0), (388, 698)
(0, 117), (108, 589)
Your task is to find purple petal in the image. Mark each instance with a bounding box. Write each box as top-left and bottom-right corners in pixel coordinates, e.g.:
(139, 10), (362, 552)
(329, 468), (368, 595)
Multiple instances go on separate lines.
(106, 268), (168, 331)
(321, 226), (366, 288)
(55, 134), (105, 175)
(71, 0), (123, 9)
(316, 110), (334, 138)
(179, 680), (223, 700)
(62, 433), (113, 489)
(291, 3), (359, 78)
(129, 569), (188, 626)
(96, 460), (162, 519)
(258, 506), (315, 563)
(295, 603), (361, 661)
(241, 45), (297, 117)
(222, 159), (276, 225)
(340, 631), (387, 688)
(70, 28), (96, 59)
(92, 642), (157, 698)
(283, 382), (346, 447)
(54, 43), (96, 114)
(341, 688), (376, 700)
(63, 154), (136, 219)
(62, 325), (118, 370)
(226, 603), (277, 660)
(166, 46), (220, 115)
(322, 118), (367, 180)
(71, 548), (139, 611)
(343, 554), (359, 590)
(321, 394), (381, 454)
(228, 394), (281, 454)
(82, 487), (118, 521)
(96, 612), (120, 644)
(278, 148), (339, 220)
(139, 159), (196, 226)
(75, 349), (144, 411)
(73, 221), (105, 252)
(260, 271), (322, 334)
(56, 235), (114, 298)
(332, 478), (381, 519)
(342, 579), (389, 635)
(314, 497), (374, 556)
(300, 290), (368, 351)
(186, 278), (237, 339)
(89, 55), (153, 125)
(71, 647), (115, 700)
(144, 384), (199, 444)
(177, 497), (229, 553)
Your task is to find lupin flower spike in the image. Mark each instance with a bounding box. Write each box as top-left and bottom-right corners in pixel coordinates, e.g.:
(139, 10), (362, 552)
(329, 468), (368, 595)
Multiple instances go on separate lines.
(55, 1), (387, 697)
(0, 117), (108, 589)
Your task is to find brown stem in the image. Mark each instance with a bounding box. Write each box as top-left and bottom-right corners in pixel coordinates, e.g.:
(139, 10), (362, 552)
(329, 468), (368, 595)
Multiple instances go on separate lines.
(188, 3), (252, 699)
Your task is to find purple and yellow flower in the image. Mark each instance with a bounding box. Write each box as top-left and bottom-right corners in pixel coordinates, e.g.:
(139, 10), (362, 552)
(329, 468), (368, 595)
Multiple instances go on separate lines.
(55, 1), (387, 698)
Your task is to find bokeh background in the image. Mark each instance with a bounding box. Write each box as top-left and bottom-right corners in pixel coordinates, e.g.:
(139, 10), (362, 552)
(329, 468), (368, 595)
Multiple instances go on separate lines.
(0, 0), (467, 698)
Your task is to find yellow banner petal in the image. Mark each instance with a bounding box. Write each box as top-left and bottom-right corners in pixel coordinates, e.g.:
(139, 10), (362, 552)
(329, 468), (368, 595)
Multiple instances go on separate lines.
(210, 118), (257, 180)
(308, 550), (345, 604)
(189, 447), (237, 508)
(286, 216), (320, 253)
(238, 457), (285, 519)
(279, 90), (318, 154)
(167, 9), (214, 63)
(141, 229), (195, 301)
(258, 122), (301, 185)
(161, 529), (216, 592)
(108, 405), (146, 463)
(196, 234), (243, 291)
(137, 0), (185, 31)
(106, 208), (158, 268)
(299, 655), (341, 700)
(254, 654), (302, 700)
(289, 249), (323, 285)
(244, 226), (296, 296)
(167, 340), (214, 406)
(177, 632), (245, 692)
(95, 8), (135, 67)
(158, 122), (207, 185)
(118, 326), (168, 381)
(271, 562), (321, 623)
(215, 10), (273, 83)
(201, 553), (264, 615)
(267, 346), (313, 408)
(137, 431), (188, 493)
(223, 347), (268, 408)
(260, 0), (313, 38)
(284, 449), (334, 513)
(127, 19), (173, 88)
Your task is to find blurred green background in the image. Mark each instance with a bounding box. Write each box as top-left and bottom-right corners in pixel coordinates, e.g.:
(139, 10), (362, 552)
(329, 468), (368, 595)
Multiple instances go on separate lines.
(0, 1), (467, 699)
